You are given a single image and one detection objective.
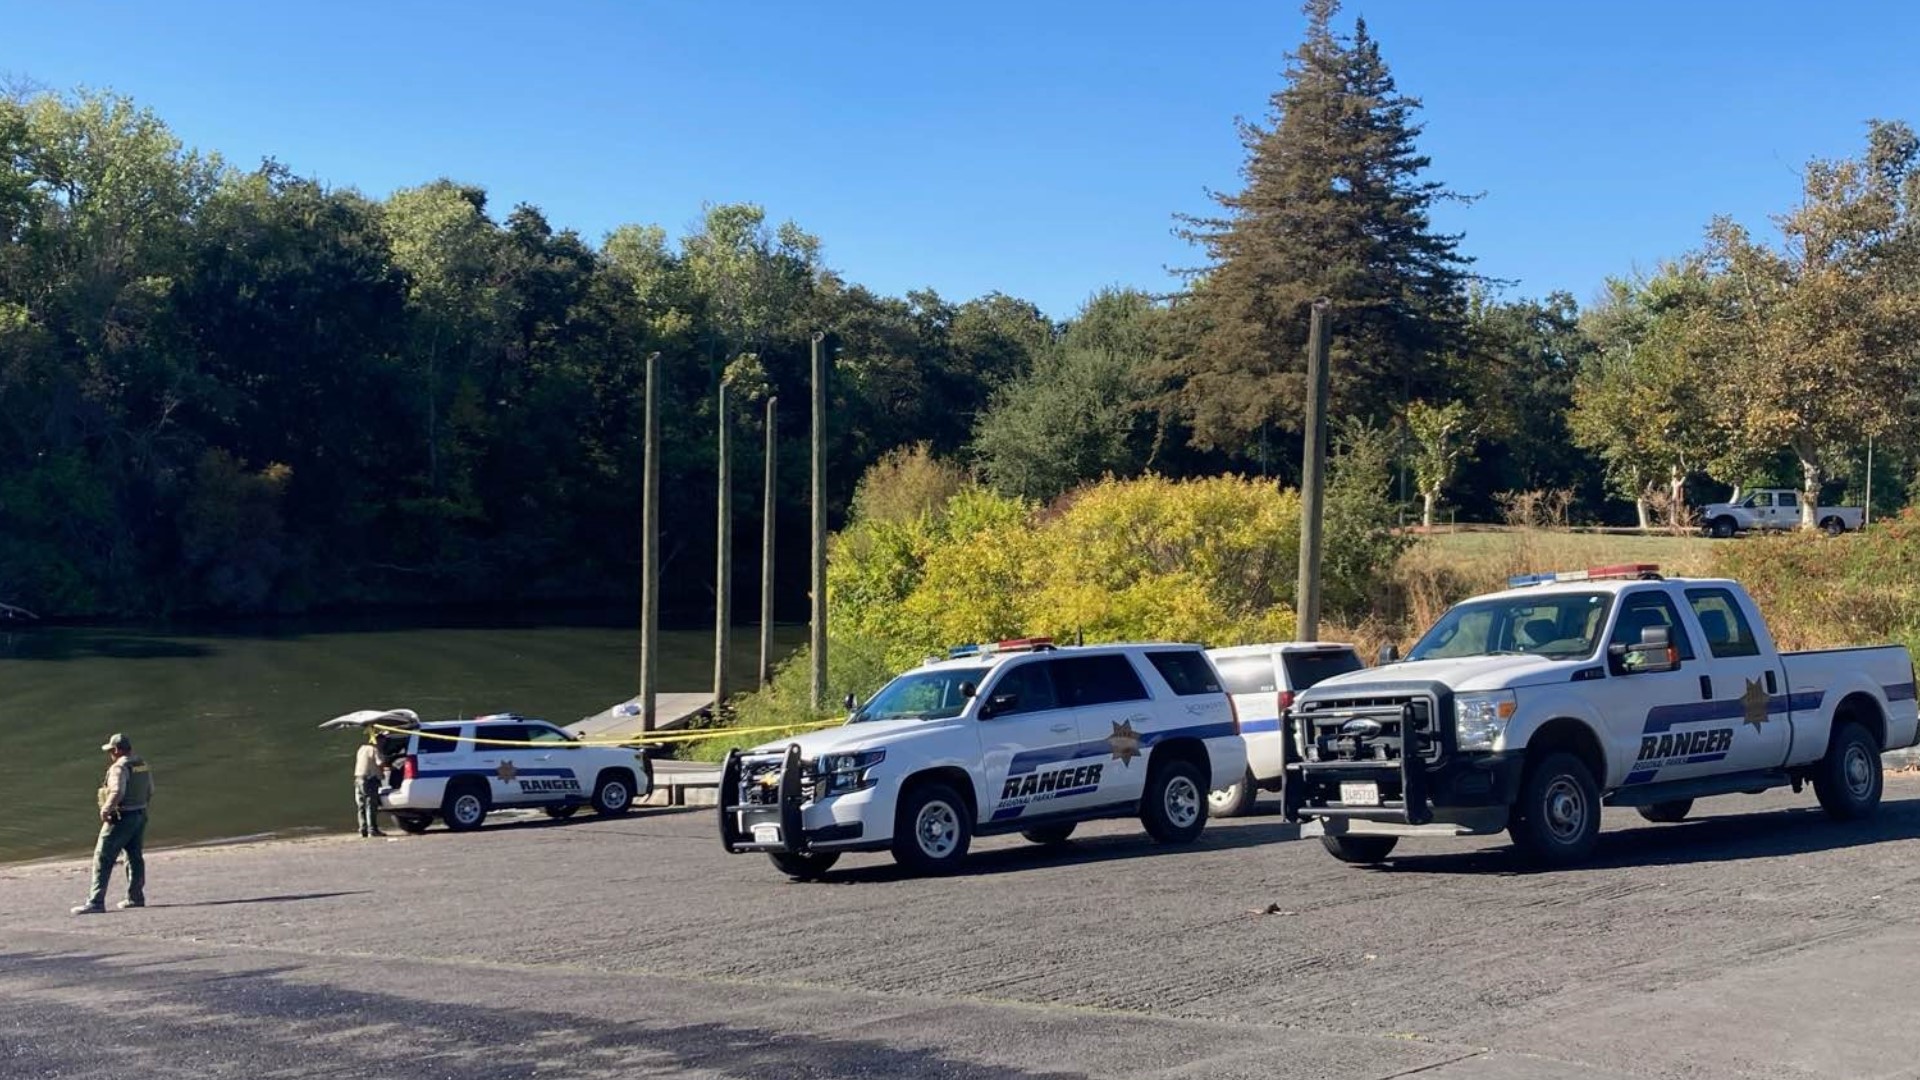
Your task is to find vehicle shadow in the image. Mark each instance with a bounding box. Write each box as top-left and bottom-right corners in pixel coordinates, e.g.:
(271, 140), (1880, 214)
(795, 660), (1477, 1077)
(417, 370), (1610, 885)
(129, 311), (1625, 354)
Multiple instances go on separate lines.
(1366, 794), (1920, 875)
(824, 819), (1308, 884)
(409, 805), (705, 837)
(154, 891), (370, 908)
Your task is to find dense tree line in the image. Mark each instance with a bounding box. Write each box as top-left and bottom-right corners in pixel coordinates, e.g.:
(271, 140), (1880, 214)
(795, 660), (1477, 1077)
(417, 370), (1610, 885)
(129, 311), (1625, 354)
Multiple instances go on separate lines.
(6, 0), (1915, 620)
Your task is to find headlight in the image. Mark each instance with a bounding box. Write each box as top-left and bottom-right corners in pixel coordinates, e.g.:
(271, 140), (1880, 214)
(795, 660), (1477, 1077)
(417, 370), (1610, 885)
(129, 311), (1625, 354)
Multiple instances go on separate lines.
(1454, 692), (1517, 751)
(815, 749), (886, 796)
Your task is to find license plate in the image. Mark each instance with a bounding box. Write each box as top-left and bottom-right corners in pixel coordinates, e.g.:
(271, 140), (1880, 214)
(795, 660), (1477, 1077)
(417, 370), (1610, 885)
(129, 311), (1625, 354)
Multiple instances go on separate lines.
(752, 823), (782, 845)
(1340, 781), (1381, 807)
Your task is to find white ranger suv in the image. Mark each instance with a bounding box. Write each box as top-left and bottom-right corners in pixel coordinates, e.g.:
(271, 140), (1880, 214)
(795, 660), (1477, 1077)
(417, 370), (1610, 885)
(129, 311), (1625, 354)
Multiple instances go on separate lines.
(1205, 641), (1363, 817)
(719, 639), (1249, 879)
(321, 710), (653, 833)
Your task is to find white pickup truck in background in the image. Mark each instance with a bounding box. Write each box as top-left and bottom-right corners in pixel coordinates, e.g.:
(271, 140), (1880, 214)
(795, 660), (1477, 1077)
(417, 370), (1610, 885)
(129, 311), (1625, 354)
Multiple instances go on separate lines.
(1285, 564), (1919, 866)
(1701, 488), (1863, 537)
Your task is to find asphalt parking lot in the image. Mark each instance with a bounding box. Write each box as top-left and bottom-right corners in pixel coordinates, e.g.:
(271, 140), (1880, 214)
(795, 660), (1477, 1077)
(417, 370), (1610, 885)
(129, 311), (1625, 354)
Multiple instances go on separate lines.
(5, 779), (1920, 1080)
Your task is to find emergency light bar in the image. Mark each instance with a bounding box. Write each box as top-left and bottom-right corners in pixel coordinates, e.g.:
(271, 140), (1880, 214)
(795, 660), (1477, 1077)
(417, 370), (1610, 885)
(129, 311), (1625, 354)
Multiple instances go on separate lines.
(1507, 564), (1662, 589)
(946, 636), (1056, 659)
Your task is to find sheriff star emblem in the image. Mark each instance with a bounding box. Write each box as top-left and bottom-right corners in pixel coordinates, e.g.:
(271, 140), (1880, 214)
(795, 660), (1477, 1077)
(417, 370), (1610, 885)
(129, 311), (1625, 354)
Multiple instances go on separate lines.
(1740, 678), (1770, 733)
(496, 759), (518, 782)
(1108, 719), (1143, 767)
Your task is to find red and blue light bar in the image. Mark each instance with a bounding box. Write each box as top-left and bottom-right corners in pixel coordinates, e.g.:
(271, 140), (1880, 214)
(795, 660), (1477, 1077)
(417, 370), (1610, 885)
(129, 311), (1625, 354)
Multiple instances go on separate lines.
(1507, 564), (1661, 589)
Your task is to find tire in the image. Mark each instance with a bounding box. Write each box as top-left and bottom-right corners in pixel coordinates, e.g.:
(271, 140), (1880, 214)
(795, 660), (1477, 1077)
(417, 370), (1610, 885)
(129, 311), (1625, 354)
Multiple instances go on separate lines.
(1141, 757), (1208, 844)
(394, 813), (432, 835)
(1207, 769), (1259, 818)
(1709, 516), (1736, 539)
(891, 781), (972, 874)
(591, 771), (634, 817)
(1508, 752), (1602, 866)
(543, 805), (580, 820)
(1020, 822), (1077, 846)
(1821, 516), (1846, 537)
(1320, 834), (1398, 863)
(1636, 799), (1692, 823)
(441, 782), (489, 832)
(768, 851), (840, 881)
(1813, 721), (1882, 820)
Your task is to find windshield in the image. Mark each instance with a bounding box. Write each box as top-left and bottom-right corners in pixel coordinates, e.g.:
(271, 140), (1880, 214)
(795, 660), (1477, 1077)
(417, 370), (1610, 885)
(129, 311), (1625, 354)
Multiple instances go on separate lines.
(1406, 591), (1612, 662)
(850, 667), (988, 723)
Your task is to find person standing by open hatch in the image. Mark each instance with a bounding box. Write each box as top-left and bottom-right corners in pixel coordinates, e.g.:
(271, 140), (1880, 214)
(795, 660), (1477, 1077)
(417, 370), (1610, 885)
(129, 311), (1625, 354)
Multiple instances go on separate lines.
(71, 733), (153, 915)
(354, 729), (388, 838)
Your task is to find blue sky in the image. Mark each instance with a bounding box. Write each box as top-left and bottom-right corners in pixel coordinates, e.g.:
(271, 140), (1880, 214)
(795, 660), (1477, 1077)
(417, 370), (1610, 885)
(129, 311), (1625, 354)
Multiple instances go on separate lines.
(10, 1), (1918, 319)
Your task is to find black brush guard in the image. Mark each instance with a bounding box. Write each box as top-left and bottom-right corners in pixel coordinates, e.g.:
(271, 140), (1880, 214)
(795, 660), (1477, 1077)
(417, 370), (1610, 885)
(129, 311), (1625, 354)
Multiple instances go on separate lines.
(1283, 683), (1452, 826)
(719, 744), (807, 854)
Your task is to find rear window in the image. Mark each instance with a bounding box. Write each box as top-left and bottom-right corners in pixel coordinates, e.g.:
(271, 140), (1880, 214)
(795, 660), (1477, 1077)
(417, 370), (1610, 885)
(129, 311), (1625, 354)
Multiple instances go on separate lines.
(1146, 651), (1223, 696)
(1281, 649), (1364, 690)
(1052, 654), (1150, 706)
(1213, 655), (1278, 695)
(414, 727), (463, 755)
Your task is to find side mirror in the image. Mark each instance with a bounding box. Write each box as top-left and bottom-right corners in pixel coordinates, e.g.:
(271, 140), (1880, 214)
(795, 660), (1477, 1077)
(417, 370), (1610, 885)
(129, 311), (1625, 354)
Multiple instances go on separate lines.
(843, 692), (858, 711)
(959, 681), (977, 699)
(1610, 626), (1678, 675)
(1377, 643), (1400, 665)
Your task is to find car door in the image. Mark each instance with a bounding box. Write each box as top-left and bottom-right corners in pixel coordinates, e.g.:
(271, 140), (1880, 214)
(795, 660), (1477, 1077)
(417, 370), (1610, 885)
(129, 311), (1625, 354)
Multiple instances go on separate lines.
(978, 658), (1106, 826)
(1744, 491), (1772, 529)
(1049, 653), (1155, 810)
(473, 723), (533, 805)
(1588, 587), (1721, 787)
(1683, 586), (1792, 772)
(522, 722), (588, 801)
(1774, 491), (1798, 530)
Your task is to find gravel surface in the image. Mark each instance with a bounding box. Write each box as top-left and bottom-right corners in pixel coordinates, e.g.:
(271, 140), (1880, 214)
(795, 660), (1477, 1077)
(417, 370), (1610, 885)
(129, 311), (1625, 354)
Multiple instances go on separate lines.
(5, 780), (1920, 1079)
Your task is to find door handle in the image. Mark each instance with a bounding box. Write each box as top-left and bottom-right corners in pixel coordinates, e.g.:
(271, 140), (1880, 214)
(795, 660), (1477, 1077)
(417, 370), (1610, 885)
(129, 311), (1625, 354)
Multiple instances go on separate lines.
(1699, 675), (1713, 701)
(1765, 670), (1778, 695)
(1049, 724), (1074, 734)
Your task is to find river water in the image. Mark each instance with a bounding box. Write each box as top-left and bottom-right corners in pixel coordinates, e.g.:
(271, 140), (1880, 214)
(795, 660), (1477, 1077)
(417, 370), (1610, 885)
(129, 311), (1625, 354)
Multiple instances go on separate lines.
(0, 614), (802, 863)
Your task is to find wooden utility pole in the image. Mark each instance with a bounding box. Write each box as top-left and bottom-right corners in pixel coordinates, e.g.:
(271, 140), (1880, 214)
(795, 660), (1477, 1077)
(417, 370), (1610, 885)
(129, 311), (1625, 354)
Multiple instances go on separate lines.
(810, 332), (828, 710)
(1296, 300), (1331, 641)
(759, 396), (778, 688)
(639, 351), (661, 731)
(713, 383), (732, 713)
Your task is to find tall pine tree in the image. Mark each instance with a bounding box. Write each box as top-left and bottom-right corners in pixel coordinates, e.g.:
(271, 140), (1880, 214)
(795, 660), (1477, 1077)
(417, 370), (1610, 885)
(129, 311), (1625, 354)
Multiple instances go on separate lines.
(1169, 0), (1471, 459)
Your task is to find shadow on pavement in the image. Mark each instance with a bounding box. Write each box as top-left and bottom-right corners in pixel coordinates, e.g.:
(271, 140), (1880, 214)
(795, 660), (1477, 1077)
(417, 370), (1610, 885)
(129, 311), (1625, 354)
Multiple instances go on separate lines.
(155, 891), (370, 908)
(824, 819), (1306, 884)
(1364, 794), (1920, 876)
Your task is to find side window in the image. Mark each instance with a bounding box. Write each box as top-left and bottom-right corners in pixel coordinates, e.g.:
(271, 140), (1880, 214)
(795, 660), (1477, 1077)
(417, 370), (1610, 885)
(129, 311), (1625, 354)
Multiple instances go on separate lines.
(1053, 654), (1150, 706)
(1745, 492), (1772, 508)
(1146, 650), (1222, 696)
(1777, 492), (1798, 509)
(1609, 591), (1696, 661)
(1685, 588), (1761, 658)
(984, 661), (1060, 717)
(1214, 655), (1278, 695)
(479, 725), (528, 749)
(526, 724), (574, 745)
(415, 728), (460, 755)
(1281, 649), (1364, 689)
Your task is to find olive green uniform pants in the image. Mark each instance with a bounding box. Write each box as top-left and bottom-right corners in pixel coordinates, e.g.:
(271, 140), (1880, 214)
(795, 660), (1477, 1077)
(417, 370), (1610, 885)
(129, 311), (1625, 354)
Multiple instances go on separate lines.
(87, 809), (147, 907)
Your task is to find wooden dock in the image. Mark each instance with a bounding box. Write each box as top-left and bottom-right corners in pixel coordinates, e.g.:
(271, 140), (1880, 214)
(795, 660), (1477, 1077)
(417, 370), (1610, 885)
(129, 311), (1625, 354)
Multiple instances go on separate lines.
(570, 692), (713, 741)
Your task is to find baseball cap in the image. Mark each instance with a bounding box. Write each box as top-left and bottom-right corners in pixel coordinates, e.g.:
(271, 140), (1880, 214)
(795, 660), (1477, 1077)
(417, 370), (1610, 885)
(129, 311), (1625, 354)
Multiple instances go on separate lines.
(100, 733), (130, 752)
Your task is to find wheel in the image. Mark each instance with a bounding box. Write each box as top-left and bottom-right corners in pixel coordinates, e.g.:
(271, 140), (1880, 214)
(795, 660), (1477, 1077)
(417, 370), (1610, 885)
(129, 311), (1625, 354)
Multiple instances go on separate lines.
(1508, 752), (1601, 865)
(891, 782), (972, 873)
(543, 805), (580, 820)
(1320, 834), (1398, 863)
(1141, 757), (1208, 844)
(768, 851), (840, 881)
(1813, 721), (1882, 820)
(1636, 799), (1692, 823)
(1821, 516), (1845, 537)
(591, 771), (634, 817)
(1020, 822), (1076, 846)
(393, 813), (432, 835)
(441, 783), (489, 832)
(1207, 769), (1259, 818)
(1709, 516), (1736, 539)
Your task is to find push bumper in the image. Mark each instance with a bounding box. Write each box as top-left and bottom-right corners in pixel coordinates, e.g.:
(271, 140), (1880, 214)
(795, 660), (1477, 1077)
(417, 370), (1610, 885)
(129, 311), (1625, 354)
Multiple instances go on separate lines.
(1286, 750), (1525, 826)
(719, 746), (874, 855)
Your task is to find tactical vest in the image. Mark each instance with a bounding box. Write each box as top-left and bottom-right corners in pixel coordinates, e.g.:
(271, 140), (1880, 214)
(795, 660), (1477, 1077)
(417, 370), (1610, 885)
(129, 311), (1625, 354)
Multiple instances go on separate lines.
(122, 757), (153, 810)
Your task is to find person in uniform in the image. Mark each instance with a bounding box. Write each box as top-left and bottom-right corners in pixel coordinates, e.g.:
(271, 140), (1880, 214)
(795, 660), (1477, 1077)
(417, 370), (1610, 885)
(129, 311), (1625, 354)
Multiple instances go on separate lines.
(353, 730), (388, 838)
(72, 733), (153, 915)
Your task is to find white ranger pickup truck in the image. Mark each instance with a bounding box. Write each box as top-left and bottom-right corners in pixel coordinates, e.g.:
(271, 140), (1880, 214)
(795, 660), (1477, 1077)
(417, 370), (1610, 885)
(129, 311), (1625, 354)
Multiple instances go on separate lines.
(1701, 488), (1863, 537)
(719, 638), (1248, 879)
(1284, 564), (1918, 866)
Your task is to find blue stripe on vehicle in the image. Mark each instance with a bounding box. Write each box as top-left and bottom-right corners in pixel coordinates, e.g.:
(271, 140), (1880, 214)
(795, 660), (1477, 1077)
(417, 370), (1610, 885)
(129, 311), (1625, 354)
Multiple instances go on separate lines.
(1003, 720), (1241, 775)
(1624, 768), (1658, 785)
(1684, 752), (1728, 764)
(990, 805), (1026, 821)
(413, 768), (575, 779)
(1238, 718), (1283, 734)
(1885, 681), (1917, 703)
(1642, 690), (1822, 734)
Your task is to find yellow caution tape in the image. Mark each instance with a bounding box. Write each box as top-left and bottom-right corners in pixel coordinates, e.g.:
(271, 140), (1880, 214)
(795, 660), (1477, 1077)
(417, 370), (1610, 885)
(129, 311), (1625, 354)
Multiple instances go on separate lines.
(367, 718), (842, 750)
